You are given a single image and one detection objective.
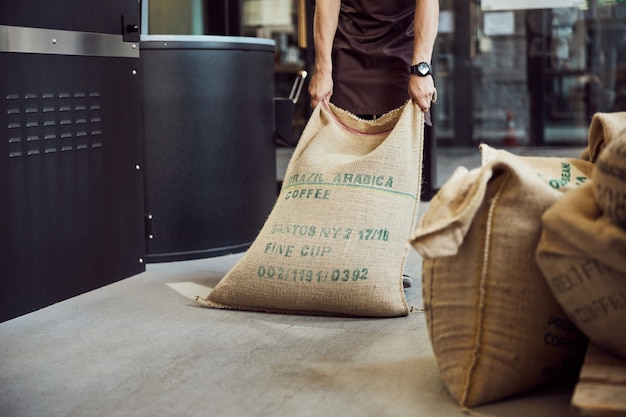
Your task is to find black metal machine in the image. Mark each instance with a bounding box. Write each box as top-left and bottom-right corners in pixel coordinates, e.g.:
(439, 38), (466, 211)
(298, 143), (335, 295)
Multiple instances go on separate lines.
(0, 0), (145, 321)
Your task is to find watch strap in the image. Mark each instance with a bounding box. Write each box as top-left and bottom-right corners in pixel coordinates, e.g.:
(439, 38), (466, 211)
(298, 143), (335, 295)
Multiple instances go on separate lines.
(410, 62), (432, 76)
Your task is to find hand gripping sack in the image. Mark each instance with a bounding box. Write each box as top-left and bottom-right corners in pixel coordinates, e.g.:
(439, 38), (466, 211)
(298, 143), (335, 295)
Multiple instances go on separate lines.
(409, 145), (592, 407)
(197, 101), (425, 317)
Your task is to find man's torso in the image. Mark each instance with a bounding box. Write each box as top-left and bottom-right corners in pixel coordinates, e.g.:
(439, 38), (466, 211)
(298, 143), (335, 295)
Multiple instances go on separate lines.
(332, 0), (416, 115)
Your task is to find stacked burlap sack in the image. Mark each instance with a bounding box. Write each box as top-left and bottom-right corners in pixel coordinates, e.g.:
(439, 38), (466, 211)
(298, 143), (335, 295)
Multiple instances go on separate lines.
(410, 143), (594, 407)
(536, 112), (626, 359)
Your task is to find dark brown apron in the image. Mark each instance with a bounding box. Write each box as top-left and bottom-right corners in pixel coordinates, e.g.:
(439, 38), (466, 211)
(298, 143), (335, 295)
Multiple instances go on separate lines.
(331, 0), (415, 115)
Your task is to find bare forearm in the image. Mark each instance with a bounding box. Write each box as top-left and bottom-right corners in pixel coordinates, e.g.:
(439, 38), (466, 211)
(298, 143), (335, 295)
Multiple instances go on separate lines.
(309, 0), (341, 107)
(412, 0), (439, 65)
(409, 0), (439, 115)
(313, 0), (341, 73)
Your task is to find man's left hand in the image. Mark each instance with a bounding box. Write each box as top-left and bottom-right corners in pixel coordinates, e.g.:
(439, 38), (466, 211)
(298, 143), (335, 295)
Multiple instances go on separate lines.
(408, 75), (436, 113)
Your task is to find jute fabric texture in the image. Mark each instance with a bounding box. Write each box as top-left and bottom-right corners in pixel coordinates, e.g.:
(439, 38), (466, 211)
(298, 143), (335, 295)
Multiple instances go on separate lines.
(592, 128), (626, 228)
(198, 101), (425, 317)
(536, 130), (626, 359)
(409, 145), (592, 407)
(581, 111), (626, 162)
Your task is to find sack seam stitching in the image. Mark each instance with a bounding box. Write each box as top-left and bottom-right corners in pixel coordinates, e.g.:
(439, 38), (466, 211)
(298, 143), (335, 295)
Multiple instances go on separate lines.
(460, 173), (509, 407)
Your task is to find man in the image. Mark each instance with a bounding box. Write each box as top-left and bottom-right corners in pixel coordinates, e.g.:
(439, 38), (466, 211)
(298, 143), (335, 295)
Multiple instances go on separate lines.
(308, 1), (438, 290)
(308, 0), (439, 118)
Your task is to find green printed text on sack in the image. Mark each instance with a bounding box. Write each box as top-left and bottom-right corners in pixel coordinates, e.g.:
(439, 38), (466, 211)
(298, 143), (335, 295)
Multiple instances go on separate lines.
(264, 242), (332, 258)
(257, 265), (369, 283)
(269, 224), (390, 242)
(286, 172), (394, 188)
(535, 162), (588, 189)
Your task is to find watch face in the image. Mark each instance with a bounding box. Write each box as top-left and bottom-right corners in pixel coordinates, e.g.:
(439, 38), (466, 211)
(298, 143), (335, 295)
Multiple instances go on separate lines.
(418, 62), (430, 75)
(410, 62), (432, 76)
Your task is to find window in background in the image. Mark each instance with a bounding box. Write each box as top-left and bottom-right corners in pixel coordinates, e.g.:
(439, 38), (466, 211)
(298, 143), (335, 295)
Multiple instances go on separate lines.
(144, 0), (205, 35)
(434, 1), (626, 147)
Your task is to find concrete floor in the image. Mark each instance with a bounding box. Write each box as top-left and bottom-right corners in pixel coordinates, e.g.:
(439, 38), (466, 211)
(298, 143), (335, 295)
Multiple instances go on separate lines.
(0, 146), (587, 417)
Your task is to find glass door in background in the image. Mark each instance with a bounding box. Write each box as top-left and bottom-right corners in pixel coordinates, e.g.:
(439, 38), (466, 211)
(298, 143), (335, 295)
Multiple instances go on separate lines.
(434, 0), (626, 147)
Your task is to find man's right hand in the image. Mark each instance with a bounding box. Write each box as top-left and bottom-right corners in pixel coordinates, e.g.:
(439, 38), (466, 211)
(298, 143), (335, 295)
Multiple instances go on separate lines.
(309, 70), (334, 108)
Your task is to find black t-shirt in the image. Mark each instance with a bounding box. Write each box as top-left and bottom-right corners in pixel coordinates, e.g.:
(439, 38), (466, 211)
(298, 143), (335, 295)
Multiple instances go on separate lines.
(331, 0), (415, 115)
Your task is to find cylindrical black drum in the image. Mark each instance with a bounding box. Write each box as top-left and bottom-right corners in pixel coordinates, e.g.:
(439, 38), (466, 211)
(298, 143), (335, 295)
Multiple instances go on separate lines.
(140, 35), (276, 262)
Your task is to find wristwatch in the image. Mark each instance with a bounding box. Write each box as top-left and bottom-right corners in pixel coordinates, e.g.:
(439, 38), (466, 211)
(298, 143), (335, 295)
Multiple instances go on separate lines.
(410, 62), (432, 76)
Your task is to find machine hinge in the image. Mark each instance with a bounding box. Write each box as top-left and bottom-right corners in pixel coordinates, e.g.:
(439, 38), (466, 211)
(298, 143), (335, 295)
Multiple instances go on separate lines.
(145, 214), (154, 241)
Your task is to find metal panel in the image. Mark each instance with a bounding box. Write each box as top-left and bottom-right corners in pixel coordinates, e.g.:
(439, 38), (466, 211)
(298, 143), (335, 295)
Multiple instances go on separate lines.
(0, 25), (139, 58)
(0, 52), (144, 322)
(0, 0), (143, 323)
(0, 0), (140, 36)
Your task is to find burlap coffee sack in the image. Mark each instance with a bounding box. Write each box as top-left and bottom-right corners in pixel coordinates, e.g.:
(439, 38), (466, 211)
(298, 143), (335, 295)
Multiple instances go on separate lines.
(536, 186), (626, 359)
(581, 112), (626, 162)
(197, 101), (424, 317)
(410, 147), (592, 407)
(481, 144), (592, 191)
(592, 129), (626, 228)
